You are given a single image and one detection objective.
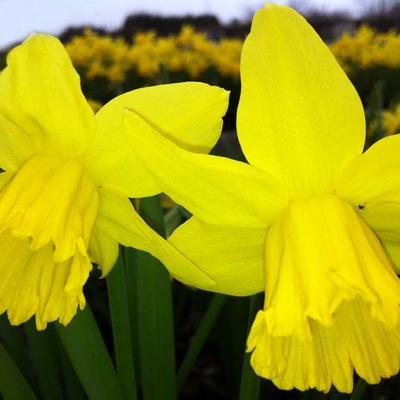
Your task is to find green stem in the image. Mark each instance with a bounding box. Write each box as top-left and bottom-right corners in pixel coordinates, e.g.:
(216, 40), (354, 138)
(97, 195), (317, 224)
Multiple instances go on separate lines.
(107, 248), (137, 400)
(239, 293), (264, 400)
(24, 322), (64, 400)
(350, 379), (368, 400)
(177, 293), (226, 391)
(56, 305), (123, 400)
(0, 315), (35, 386)
(58, 350), (86, 400)
(0, 341), (37, 399)
(124, 247), (142, 391)
(128, 196), (176, 400)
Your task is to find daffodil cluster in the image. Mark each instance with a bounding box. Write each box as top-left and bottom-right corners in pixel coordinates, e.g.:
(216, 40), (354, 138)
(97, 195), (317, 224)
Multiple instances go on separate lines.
(364, 103), (400, 139)
(66, 24), (400, 87)
(332, 24), (400, 71)
(66, 26), (241, 83)
(382, 103), (400, 135)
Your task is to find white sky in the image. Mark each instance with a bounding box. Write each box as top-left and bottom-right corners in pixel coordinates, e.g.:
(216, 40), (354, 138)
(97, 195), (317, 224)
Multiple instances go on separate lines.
(0, 0), (362, 48)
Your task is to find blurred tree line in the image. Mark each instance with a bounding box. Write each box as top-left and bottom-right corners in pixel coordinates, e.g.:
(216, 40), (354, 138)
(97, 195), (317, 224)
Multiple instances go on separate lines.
(1, 0), (400, 56)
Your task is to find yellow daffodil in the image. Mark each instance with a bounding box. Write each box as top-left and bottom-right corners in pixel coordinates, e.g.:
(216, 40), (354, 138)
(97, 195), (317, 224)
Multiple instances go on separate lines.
(66, 26), (242, 83)
(121, 4), (400, 393)
(331, 24), (400, 71)
(0, 34), (228, 329)
(382, 104), (400, 136)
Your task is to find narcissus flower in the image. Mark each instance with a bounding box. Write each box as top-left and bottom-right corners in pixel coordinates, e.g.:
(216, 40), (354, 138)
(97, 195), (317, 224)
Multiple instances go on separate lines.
(0, 34), (226, 329)
(122, 4), (400, 394)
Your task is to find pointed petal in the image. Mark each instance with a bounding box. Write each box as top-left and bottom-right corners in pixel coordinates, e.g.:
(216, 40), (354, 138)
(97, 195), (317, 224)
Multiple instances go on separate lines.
(97, 82), (228, 153)
(122, 110), (287, 227)
(169, 217), (266, 295)
(88, 227), (119, 277)
(336, 134), (400, 260)
(0, 114), (39, 171)
(94, 190), (215, 288)
(0, 34), (95, 159)
(238, 5), (365, 195)
(86, 83), (228, 197)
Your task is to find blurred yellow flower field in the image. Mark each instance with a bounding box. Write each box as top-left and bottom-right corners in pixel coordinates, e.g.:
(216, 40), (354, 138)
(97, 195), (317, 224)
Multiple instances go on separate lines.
(65, 24), (400, 84)
(66, 26), (242, 82)
(332, 25), (400, 71)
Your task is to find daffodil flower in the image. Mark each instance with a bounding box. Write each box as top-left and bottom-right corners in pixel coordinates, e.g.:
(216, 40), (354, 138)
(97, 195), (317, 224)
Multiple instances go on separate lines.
(0, 34), (228, 329)
(122, 4), (400, 394)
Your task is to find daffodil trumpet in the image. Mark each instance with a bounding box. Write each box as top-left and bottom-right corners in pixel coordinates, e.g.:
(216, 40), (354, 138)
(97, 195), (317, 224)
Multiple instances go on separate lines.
(0, 34), (229, 329)
(122, 4), (400, 393)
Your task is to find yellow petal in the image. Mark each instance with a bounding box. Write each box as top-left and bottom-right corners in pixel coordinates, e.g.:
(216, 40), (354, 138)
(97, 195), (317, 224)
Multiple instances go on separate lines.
(85, 83), (228, 197)
(0, 153), (100, 329)
(89, 226), (119, 277)
(383, 240), (400, 271)
(262, 194), (400, 339)
(94, 190), (215, 288)
(238, 5), (365, 196)
(98, 82), (228, 153)
(336, 134), (400, 249)
(0, 113), (40, 172)
(169, 217), (266, 295)
(340, 300), (400, 385)
(247, 193), (400, 393)
(122, 110), (288, 227)
(0, 171), (14, 192)
(0, 231), (89, 330)
(0, 154), (99, 262)
(0, 34), (95, 159)
(248, 299), (400, 393)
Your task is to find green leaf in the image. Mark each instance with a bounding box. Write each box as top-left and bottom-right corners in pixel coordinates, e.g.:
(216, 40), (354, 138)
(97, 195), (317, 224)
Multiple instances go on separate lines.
(58, 348), (86, 400)
(0, 341), (37, 400)
(107, 248), (137, 400)
(164, 206), (184, 238)
(124, 248), (142, 391)
(56, 305), (123, 400)
(0, 315), (36, 387)
(350, 379), (368, 400)
(126, 196), (176, 400)
(239, 293), (264, 400)
(24, 322), (64, 400)
(217, 296), (251, 395)
(177, 293), (226, 391)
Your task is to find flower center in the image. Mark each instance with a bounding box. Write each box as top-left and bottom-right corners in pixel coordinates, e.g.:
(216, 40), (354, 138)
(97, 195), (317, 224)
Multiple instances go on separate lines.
(246, 193), (400, 392)
(263, 193), (400, 337)
(0, 154), (99, 328)
(0, 154), (99, 260)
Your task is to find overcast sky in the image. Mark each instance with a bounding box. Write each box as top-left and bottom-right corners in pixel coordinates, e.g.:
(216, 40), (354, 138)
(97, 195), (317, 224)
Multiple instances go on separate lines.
(0, 0), (362, 48)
